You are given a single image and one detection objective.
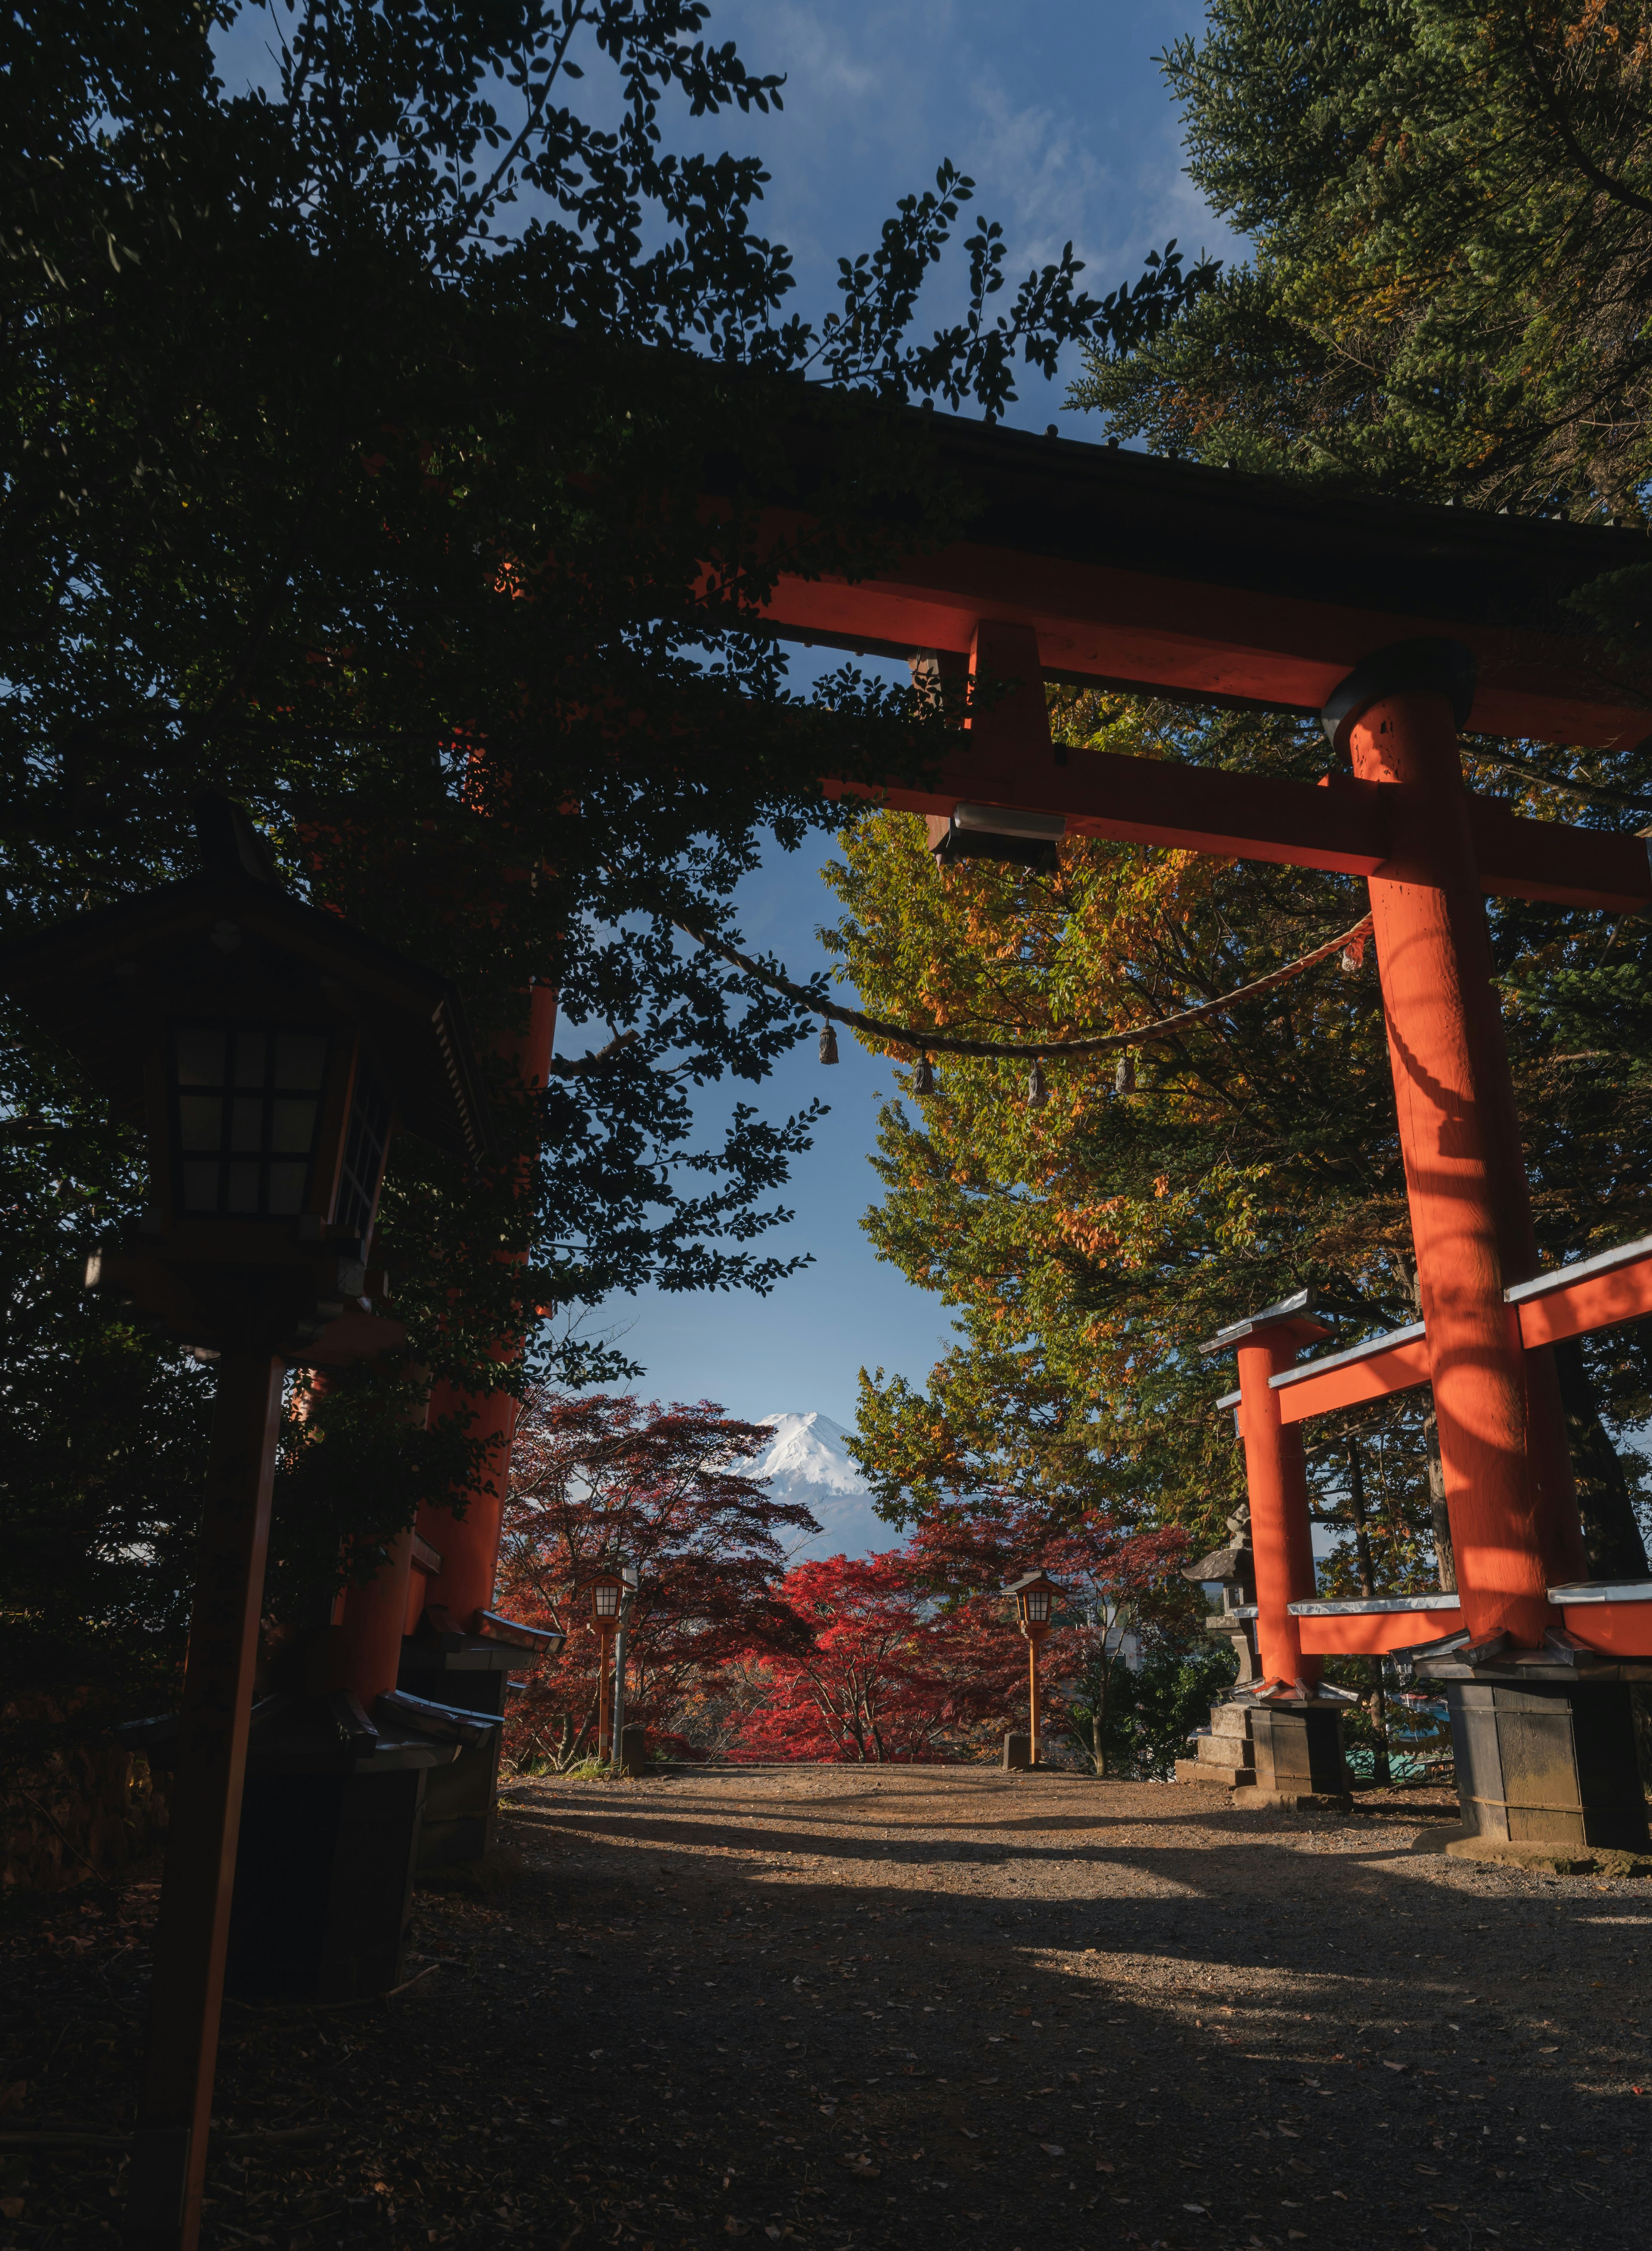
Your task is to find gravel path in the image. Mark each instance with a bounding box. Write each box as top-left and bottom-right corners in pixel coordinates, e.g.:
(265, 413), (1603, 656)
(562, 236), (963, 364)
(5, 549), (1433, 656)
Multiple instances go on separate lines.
(6, 1768), (1651, 2251)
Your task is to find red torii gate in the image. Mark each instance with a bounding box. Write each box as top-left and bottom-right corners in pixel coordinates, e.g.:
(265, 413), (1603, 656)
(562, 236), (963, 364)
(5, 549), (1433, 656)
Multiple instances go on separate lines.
(390, 408), (1652, 1842)
(745, 411), (1652, 1840)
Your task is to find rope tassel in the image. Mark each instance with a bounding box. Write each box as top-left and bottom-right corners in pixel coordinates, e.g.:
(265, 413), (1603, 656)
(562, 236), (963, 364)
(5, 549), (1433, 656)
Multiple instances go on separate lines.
(1027, 1058), (1049, 1108)
(819, 1022), (839, 1065)
(914, 1051), (934, 1096)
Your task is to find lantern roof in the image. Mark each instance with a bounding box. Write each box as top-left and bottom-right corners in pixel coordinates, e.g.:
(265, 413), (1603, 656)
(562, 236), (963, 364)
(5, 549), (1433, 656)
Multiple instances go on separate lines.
(0, 798), (492, 1161)
(1002, 1569), (1063, 1600)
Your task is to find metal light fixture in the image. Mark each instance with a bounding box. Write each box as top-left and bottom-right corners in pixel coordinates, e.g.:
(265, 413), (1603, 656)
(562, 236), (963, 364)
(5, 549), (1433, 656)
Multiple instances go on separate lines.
(4, 795), (490, 1356)
(930, 802), (1065, 872)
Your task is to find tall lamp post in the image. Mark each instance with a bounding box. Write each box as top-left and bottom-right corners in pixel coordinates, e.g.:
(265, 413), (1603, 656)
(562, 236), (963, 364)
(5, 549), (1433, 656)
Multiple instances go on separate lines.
(1003, 1570), (1063, 1768)
(585, 1560), (637, 1763)
(0, 799), (491, 2251)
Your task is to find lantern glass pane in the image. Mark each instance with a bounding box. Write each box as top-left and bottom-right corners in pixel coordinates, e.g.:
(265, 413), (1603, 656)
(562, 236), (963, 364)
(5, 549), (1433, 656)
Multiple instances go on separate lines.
(1026, 1589), (1051, 1622)
(229, 1095), (263, 1152)
(182, 1160), (220, 1211)
(594, 1584), (620, 1617)
(170, 1020), (329, 1221)
(267, 1162), (308, 1215)
(271, 1098), (318, 1154)
(175, 1025), (226, 1086)
(225, 1162), (261, 1213)
(333, 1065), (391, 1243)
(178, 1096), (222, 1151)
(275, 1031), (328, 1090)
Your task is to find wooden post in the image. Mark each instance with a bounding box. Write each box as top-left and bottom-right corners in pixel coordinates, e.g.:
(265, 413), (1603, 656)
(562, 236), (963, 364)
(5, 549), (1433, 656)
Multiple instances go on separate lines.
(1027, 1634), (1041, 1764)
(597, 1628), (613, 1764)
(1334, 648), (1587, 1643)
(1233, 1317), (1329, 1687)
(125, 1352), (285, 2251)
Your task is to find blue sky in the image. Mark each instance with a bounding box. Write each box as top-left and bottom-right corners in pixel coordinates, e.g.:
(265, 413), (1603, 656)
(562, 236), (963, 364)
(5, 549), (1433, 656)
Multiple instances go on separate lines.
(555, 2), (1240, 1427)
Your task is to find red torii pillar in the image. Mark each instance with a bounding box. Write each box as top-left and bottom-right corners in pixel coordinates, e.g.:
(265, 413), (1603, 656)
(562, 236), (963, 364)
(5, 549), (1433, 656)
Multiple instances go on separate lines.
(1223, 1306), (1331, 1688)
(414, 983), (559, 1633)
(1327, 644), (1586, 1644)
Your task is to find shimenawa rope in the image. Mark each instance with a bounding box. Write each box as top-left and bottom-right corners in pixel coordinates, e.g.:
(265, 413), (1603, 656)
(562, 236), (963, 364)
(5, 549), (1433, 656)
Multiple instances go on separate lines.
(675, 911), (1376, 1063)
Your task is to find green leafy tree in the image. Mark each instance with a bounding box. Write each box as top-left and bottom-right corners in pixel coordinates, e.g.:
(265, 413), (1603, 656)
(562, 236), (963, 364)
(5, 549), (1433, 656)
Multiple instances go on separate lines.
(1072, 1631), (1238, 1783)
(0, 1), (1216, 1733)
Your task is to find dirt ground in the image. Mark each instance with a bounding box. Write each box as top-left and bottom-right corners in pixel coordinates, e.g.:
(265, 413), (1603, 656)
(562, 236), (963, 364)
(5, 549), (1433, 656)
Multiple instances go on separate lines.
(6, 1767), (1652, 2251)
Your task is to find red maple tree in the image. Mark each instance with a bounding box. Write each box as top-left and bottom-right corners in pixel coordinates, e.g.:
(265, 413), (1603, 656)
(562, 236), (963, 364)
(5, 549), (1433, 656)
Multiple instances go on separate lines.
(731, 1551), (1013, 1764)
(495, 1391), (818, 1769)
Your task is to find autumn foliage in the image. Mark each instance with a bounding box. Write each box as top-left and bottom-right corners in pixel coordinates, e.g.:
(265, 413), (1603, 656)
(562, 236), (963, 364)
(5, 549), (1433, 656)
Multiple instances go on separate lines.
(495, 1391), (818, 1770)
(729, 1554), (1014, 1764)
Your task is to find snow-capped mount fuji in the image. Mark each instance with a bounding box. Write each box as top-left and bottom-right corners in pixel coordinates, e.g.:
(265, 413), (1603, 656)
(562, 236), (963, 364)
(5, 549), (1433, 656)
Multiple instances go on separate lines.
(743, 1411), (894, 1565)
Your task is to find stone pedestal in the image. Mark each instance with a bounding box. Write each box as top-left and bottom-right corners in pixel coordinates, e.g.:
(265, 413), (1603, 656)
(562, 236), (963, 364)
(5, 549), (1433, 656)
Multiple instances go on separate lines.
(1177, 1696), (1351, 1808)
(1442, 1677), (1650, 1863)
(1002, 1732), (1033, 1771)
(398, 1630), (521, 1869)
(1176, 1700), (1256, 1790)
(618, 1723), (648, 1778)
(222, 1699), (457, 2001)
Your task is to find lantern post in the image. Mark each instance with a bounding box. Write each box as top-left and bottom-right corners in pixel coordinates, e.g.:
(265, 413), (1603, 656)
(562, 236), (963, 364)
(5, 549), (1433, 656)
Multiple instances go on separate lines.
(584, 1560), (636, 1763)
(0, 798), (493, 2251)
(1002, 1570), (1062, 1768)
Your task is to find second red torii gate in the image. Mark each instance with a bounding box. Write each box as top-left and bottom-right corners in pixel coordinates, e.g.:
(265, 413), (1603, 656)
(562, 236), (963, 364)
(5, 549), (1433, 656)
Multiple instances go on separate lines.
(749, 407), (1652, 1673)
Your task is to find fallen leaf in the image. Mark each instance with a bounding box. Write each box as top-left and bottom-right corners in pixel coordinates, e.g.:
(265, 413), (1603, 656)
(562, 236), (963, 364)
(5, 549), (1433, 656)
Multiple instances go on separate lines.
(1040, 2143), (1064, 2158)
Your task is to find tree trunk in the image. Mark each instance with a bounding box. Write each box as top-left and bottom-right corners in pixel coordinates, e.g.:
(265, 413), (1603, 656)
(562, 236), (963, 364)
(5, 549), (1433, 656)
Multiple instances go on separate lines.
(1423, 1411), (1457, 1593)
(1551, 1336), (1651, 1579)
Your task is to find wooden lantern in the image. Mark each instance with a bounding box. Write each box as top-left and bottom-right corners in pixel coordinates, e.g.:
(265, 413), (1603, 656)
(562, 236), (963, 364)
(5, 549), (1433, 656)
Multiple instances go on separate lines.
(0, 796), (492, 2251)
(1002, 1569), (1064, 1768)
(1, 796), (489, 1358)
(585, 1561), (638, 1759)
